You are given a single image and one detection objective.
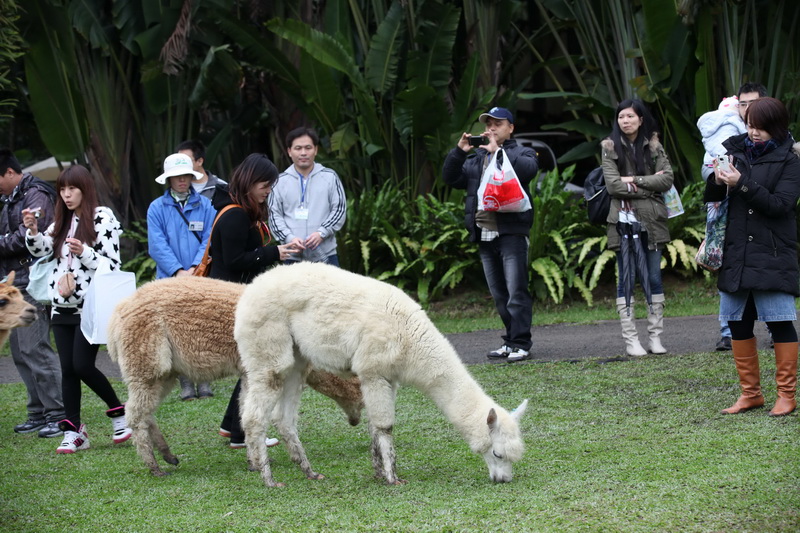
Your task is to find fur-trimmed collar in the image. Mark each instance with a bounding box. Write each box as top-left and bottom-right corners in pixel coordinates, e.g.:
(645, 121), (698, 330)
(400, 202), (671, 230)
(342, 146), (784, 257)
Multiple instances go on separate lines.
(601, 133), (661, 158)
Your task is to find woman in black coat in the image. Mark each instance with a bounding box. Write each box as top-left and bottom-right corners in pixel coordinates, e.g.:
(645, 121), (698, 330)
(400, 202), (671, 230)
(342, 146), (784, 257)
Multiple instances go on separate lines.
(211, 154), (301, 447)
(706, 97), (800, 417)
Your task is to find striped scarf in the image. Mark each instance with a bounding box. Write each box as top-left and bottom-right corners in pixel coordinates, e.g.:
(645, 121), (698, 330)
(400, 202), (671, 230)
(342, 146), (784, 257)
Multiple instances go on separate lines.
(743, 136), (779, 162)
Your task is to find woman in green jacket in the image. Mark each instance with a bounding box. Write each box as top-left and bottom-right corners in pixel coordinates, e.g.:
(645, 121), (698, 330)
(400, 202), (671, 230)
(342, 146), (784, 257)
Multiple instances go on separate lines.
(601, 99), (674, 356)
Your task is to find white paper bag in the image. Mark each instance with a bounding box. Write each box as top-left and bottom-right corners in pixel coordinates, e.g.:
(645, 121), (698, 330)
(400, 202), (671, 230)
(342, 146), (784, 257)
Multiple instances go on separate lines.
(81, 257), (136, 345)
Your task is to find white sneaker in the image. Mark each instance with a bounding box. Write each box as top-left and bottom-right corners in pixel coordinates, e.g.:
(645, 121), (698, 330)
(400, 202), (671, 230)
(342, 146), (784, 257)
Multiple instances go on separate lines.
(230, 436), (280, 449)
(507, 348), (530, 362)
(56, 424), (90, 454)
(111, 415), (132, 444)
(487, 344), (512, 358)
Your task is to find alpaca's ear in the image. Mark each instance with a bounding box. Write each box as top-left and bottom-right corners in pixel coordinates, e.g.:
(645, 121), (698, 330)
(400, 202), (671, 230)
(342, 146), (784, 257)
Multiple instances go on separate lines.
(487, 408), (497, 430)
(510, 399), (528, 422)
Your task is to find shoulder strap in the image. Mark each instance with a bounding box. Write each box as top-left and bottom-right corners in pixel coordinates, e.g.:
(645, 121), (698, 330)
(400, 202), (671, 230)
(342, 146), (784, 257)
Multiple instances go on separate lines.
(194, 204), (241, 272)
(173, 205), (202, 243)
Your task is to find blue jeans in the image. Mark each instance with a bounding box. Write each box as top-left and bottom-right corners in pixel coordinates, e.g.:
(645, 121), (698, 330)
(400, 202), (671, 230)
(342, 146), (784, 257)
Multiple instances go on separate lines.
(616, 236), (664, 298)
(478, 235), (533, 350)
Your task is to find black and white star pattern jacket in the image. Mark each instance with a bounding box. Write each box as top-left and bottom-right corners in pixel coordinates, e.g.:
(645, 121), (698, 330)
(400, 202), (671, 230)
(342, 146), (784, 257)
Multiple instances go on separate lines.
(25, 206), (123, 317)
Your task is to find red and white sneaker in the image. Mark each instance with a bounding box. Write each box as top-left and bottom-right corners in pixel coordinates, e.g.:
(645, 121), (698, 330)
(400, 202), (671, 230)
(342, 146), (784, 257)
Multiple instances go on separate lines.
(106, 405), (132, 444)
(56, 423), (90, 454)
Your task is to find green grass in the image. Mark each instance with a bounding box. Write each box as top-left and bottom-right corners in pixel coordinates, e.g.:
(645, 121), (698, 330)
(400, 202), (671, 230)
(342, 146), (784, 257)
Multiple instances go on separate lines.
(2, 353), (798, 532)
(428, 274), (721, 333)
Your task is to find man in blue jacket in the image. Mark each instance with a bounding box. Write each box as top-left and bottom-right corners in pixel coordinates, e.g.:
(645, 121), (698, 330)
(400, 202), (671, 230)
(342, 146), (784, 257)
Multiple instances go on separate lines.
(147, 153), (216, 399)
(442, 108), (538, 362)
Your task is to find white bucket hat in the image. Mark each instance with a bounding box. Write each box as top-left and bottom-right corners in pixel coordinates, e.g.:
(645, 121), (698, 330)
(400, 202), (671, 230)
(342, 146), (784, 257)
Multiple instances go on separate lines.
(155, 153), (203, 184)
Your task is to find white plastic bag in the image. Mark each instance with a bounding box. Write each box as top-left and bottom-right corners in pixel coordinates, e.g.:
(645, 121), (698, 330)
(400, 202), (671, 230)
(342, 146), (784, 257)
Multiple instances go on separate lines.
(477, 148), (532, 213)
(80, 257), (136, 345)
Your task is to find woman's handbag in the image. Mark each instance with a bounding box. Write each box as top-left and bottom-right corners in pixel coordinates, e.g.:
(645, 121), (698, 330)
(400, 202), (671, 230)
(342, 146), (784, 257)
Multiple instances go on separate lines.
(695, 197), (728, 272)
(26, 253), (55, 303)
(663, 185), (684, 218)
(57, 272), (76, 299)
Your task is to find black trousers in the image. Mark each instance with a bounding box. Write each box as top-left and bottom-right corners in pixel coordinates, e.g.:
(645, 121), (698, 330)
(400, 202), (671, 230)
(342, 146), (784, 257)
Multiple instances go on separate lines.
(221, 379), (244, 442)
(52, 324), (122, 428)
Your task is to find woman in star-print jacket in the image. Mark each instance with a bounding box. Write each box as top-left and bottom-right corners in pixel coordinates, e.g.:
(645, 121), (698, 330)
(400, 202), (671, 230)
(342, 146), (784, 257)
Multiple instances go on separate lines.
(22, 165), (132, 455)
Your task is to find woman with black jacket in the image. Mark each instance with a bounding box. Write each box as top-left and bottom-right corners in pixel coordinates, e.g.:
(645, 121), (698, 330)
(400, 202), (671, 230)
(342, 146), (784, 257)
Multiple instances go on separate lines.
(210, 154), (301, 447)
(706, 97), (800, 417)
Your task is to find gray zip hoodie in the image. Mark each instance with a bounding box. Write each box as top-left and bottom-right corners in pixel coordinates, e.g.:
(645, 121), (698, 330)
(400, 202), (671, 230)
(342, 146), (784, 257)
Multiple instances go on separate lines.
(268, 163), (346, 261)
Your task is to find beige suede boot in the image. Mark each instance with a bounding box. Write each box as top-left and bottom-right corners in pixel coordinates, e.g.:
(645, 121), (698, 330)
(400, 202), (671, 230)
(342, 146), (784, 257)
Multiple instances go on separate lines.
(646, 294), (667, 354)
(616, 297), (646, 356)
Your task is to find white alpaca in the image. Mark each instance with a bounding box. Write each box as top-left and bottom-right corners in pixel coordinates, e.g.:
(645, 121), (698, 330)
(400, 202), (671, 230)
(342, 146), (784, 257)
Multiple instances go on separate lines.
(235, 262), (528, 487)
(106, 276), (363, 476)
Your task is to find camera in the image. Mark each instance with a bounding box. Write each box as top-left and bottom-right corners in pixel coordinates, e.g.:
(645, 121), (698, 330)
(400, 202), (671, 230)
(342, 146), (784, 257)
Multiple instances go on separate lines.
(468, 135), (489, 147)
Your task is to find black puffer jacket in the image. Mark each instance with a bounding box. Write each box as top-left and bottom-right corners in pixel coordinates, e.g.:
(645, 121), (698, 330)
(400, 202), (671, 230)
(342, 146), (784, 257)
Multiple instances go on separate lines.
(441, 139), (538, 242)
(0, 173), (56, 287)
(704, 133), (800, 295)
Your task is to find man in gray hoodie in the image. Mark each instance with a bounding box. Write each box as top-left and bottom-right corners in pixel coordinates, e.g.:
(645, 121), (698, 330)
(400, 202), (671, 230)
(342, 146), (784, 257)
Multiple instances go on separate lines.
(269, 127), (346, 266)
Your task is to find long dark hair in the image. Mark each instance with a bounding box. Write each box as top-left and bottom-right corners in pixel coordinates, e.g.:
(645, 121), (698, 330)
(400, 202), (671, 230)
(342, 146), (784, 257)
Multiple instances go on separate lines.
(227, 153), (279, 224)
(52, 165), (100, 254)
(609, 99), (658, 175)
(745, 97), (789, 144)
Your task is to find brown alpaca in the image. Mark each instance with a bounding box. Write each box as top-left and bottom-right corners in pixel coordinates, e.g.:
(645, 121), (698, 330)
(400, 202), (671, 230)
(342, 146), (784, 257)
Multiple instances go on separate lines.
(106, 276), (363, 477)
(0, 271), (38, 346)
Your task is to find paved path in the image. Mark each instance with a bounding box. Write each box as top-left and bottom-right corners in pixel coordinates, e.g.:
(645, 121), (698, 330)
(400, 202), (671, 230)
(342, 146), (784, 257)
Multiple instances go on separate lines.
(0, 314), (761, 385)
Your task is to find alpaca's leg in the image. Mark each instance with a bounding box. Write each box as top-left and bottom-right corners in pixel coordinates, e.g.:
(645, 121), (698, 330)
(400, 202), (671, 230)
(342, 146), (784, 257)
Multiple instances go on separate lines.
(274, 361), (323, 481)
(305, 369), (363, 426)
(361, 377), (405, 485)
(149, 378), (180, 466)
(127, 379), (170, 476)
(241, 372), (284, 487)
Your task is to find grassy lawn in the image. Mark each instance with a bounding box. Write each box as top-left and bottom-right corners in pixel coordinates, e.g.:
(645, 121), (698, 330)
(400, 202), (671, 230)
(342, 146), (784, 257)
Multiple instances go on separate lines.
(2, 354), (798, 532)
(2, 275), (798, 531)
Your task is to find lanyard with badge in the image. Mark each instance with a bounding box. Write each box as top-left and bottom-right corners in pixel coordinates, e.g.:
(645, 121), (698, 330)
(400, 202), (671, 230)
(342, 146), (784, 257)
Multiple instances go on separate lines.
(295, 173), (309, 220)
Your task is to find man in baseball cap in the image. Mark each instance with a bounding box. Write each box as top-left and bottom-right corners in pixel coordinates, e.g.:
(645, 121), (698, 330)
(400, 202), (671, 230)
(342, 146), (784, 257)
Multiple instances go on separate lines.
(479, 107), (515, 124)
(441, 105), (538, 362)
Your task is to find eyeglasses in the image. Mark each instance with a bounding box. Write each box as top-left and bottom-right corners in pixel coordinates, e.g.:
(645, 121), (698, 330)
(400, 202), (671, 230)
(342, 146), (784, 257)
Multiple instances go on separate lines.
(738, 101), (755, 108)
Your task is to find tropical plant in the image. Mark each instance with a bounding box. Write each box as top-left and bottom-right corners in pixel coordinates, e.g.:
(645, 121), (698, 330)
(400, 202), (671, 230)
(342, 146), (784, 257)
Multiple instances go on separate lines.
(0, 0), (24, 117)
(218, 0), (532, 200)
(341, 181), (482, 307)
(120, 219), (156, 283)
(518, 0), (704, 187)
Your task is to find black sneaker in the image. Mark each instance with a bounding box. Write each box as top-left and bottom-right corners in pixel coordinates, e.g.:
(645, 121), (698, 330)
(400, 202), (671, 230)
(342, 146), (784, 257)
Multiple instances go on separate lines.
(38, 421), (64, 438)
(715, 336), (732, 351)
(13, 419), (46, 434)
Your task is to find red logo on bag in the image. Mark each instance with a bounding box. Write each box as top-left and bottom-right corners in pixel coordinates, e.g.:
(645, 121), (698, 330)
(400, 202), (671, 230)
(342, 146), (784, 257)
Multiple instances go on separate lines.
(482, 196), (500, 211)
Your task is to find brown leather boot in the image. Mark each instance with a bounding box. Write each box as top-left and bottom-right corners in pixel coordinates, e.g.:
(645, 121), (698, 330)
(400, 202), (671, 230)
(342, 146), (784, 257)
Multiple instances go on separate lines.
(721, 337), (765, 414)
(769, 341), (798, 416)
